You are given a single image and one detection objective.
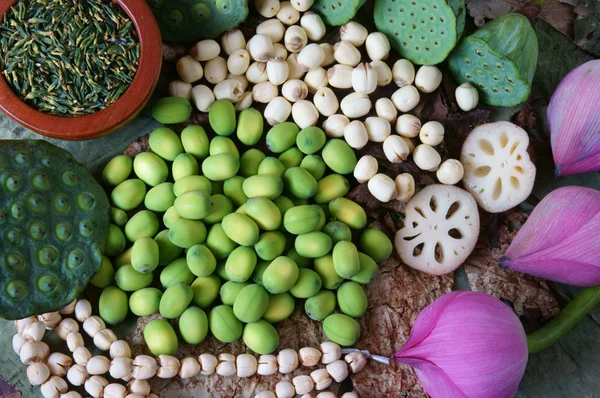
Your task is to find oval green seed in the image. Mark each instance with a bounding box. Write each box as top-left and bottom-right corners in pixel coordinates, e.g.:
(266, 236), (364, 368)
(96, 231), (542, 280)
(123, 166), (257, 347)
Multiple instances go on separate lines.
(210, 136), (240, 157)
(262, 292), (295, 323)
(245, 197), (282, 231)
(181, 125), (210, 160)
(323, 313), (360, 346)
(220, 281), (249, 306)
(273, 196), (295, 217)
(155, 230), (183, 266)
(237, 108), (264, 146)
(179, 307), (209, 344)
(223, 176), (248, 207)
(305, 290), (336, 321)
(314, 174), (350, 204)
(295, 232), (333, 259)
(300, 155), (327, 180)
(160, 258), (195, 288)
(243, 320), (279, 354)
(337, 281), (368, 318)
(333, 241), (361, 278)
(160, 283), (193, 319)
(131, 237), (159, 273)
(209, 99), (236, 136)
(173, 175), (212, 197)
(323, 221), (352, 244)
(133, 152), (168, 187)
(233, 284), (269, 323)
(202, 153), (240, 181)
(283, 167), (318, 199)
(206, 223), (238, 259)
(240, 148), (266, 178)
(144, 319), (178, 356)
(99, 286), (128, 325)
(258, 157), (286, 178)
(105, 224), (126, 257)
(149, 127), (184, 161)
(111, 179), (146, 211)
(191, 275), (221, 308)
(145, 182), (176, 213)
(322, 139), (357, 175)
(152, 96), (192, 124)
(266, 122), (300, 153)
(296, 126), (326, 154)
(187, 244), (217, 277)
(278, 147), (304, 169)
(125, 210), (159, 242)
(262, 256), (299, 294)
(283, 205), (321, 235)
(168, 219), (207, 249)
(243, 175), (284, 200)
(172, 153), (199, 181)
(254, 231), (287, 261)
(102, 155), (133, 186)
(314, 255), (344, 290)
(203, 194), (233, 224)
(130, 288), (162, 316)
(359, 228), (393, 264)
(352, 253), (379, 284)
(209, 305), (242, 343)
(290, 268), (322, 298)
(115, 264), (153, 292)
(222, 213), (259, 247)
(110, 207), (128, 227)
(163, 206), (182, 229)
(329, 197), (367, 230)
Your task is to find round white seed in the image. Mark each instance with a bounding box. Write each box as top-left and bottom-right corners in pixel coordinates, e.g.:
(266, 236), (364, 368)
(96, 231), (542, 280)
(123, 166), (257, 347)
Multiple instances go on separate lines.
(413, 144), (442, 172)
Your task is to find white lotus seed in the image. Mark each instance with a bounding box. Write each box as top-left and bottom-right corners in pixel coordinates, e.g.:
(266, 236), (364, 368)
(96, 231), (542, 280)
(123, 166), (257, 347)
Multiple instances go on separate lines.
(395, 173), (415, 202)
(415, 65), (443, 93)
(368, 174), (398, 202)
(313, 87), (339, 116)
(192, 85), (216, 112)
(284, 25), (308, 53)
(267, 57), (290, 85)
(257, 19), (286, 43)
(319, 43), (335, 67)
(204, 56), (228, 84)
(419, 121), (445, 146)
(265, 96), (292, 126)
(189, 39), (220, 62)
(352, 62), (378, 94)
(375, 97), (398, 123)
(168, 80), (193, 100)
(327, 64), (353, 89)
(364, 116), (391, 142)
(371, 60), (393, 86)
(301, 12), (326, 41)
(395, 114), (422, 138)
(277, 1), (300, 25)
(383, 135), (410, 163)
(340, 92), (372, 119)
(436, 159), (465, 185)
(298, 43), (325, 71)
(391, 85), (420, 112)
(255, 0), (281, 18)
(221, 29), (246, 56)
(340, 21), (368, 47)
(413, 144), (442, 172)
(248, 35), (274, 62)
(304, 67), (328, 94)
(176, 56), (204, 83)
(455, 82), (480, 112)
(365, 32), (390, 61)
(344, 120), (369, 149)
(333, 40), (361, 67)
(354, 155), (378, 183)
(392, 59), (416, 87)
(282, 79), (309, 102)
(227, 49), (251, 76)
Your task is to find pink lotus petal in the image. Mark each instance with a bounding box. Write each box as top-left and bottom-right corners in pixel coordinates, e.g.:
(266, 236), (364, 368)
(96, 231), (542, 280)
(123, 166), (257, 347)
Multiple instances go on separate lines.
(501, 186), (600, 286)
(394, 291), (528, 398)
(549, 60), (600, 176)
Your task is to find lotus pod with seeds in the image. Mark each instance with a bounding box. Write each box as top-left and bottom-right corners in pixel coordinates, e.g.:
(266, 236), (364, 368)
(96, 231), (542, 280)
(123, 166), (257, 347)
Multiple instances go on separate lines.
(147, 0), (249, 43)
(448, 13), (538, 107)
(311, 0), (367, 26)
(0, 140), (109, 319)
(374, 0), (465, 65)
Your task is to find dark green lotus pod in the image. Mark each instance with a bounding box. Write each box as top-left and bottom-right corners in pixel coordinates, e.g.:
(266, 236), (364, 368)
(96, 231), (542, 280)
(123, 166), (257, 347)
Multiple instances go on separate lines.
(311, 0), (367, 26)
(0, 141), (109, 319)
(147, 0), (249, 43)
(448, 13), (538, 107)
(374, 0), (464, 65)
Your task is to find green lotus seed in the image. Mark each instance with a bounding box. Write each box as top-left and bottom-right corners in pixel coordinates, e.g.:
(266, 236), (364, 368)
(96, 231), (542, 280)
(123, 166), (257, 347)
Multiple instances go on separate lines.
(31, 174), (48, 190)
(55, 223), (72, 241)
(79, 220), (93, 237)
(26, 195), (44, 212)
(77, 193), (94, 211)
(144, 319), (178, 356)
(40, 157), (52, 167)
(6, 281), (27, 298)
(62, 171), (78, 188)
(10, 202), (24, 219)
(110, 207), (128, 227)
(6, 253), (24, 271)
(130, 288), (162, 316)
(53, 194), (69, 213)
(6, 175), (20, 192)
(179, 307), (209, 344)
(6, 229), (21, 245)
(14, 153), (27, 164)
(99, 286), (129, 325)
(167, 8), (183, 25)
(38, 246), (57, 265)
(68, 249), (85, 269)
(37, 275), (58, 293)
(29, 222), (46, 239)
(193, 3), (210, 20)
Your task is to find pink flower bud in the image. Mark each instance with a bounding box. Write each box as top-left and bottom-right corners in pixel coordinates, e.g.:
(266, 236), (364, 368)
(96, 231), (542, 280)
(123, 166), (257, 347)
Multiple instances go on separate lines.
(394, 291), (527, 398)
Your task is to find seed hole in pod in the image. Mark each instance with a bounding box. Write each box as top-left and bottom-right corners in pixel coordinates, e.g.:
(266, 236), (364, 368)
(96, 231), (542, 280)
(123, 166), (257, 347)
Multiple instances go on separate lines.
(492, 88), (499, 93)
(415, 46), (420, 51)
(6, 229), (21, 245)
(493, 75), (499, 81)
(29, 222), (47, 239)
(434, 243), (444, 263)
(322, 5), (326, 9)
(411, 0), (416, 5)
(79, 220), (93, 237)
(476, 69), (484, 76)
(464, 57), (470, 63)
(510, 142), (519, 155)
(338, 1), (342, 6)
(402, 41), (408, 46)
(15, 153), (27, 164)
(435, 41), (439, 46)
(68, 249), (85, 269)
(499, 132), (509, 148)
(6, 253), (24, 271)
(55, 222), (72, 241)
(401, 21), (406, 26)
(399, 7), (404, 12)
(430, 16), (434, 21)
(408, 35), (413, 39)
(6, 175), (20, 191)
(331, 4), (335, 10)
(387, 7), (391, 11)
(413, 242), (424, 256)
(38, 275), (58, 293)
(420, 19), (425, 24)
(27, 195), (44, 212)
(410, 11), (415, 16)
(420, 36), (425, 40)
(389, 18), (393, 23)
(474, 166), (491, 177)
(514, 166), (523, 173)
(414, 206), (425, 217)
(433, 4), (438, 9)
(412, 23), (417, 29)
(440, 17), (445, 22)
(395, 31), (400, 37)
(425, 46), (430, 52)
(482, 62), (489, 68)
(38, 246), (57, 265)
(62, 171), (77, 187)
(475, 49), (484, 56)
(507, 77), (514, 84)
(492, 178), (503, 200)
(430, 28), (434, 33)
(464, 73), (471, 78)
(6, 281), (27, 299)
(403, 233), (420, 241)
(10, 202), (24, 219)
(504, 87), (512, 93)
(422, 6), (426, 11)
(517, 154), (522, 161)
(496, 63), (504, 69)
(54, 194), (69, 213)
(478, 139), (495, 155)
(478, 83), (485, 89)
(32, 174), (49, 190)
(441, 31), (445, 35)
(412, 222), (419, 228)
(448, 228), (463, 239)
(446, 201), (460, 219)
(510, 176), (520, 189)
(429, 196), (437, 212)
(40, 157), (52, 167)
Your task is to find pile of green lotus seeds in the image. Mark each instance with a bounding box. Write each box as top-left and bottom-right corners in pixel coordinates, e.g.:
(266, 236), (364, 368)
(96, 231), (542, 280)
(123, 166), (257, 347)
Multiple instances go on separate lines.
(95, 97), (393, 356)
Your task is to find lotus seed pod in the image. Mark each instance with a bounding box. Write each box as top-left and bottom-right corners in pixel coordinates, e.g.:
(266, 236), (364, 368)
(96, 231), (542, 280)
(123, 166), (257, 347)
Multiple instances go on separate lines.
(176, 56), (204, 83)
(253, 81), (279, 103)
(298, 43), (325, 71)
(199, 353), (218, 375)
(248, 35), (274, 62)
(278, 1), (301, 24)
(213, 79), (245, 102)
(292, 100), (320, 129)
(392, 85), (420, 113)
(209, 305), (243, 343)
(437, 159), (464, 185)
(156, 355), (180, 379)
(204, 56), (228, 85)
(333, 40), (361, 67)
(365, 32), (390, 61)
(28, 362), (50, 386)
(191, 85), (216, 113)
(282, 79), (309, 102)
(368, 173), (398, 202)
(247, 62), (269, 84)
(75, 299), (92, 322)
(455, 82), (480, 111)
(396, 114), (422, 138)
(340, 21), (368, 46)
(320, 43), (335, 67)
(301, 11), (326, 41)
(304, 67), (328, 94)
(73, 347), (92, 367)
(413, 144), (442, 172)
(265, 96), (293, 126)
(94, 329), (118, 351)
(256, 0), (281, 17)
(179, 307), (209, 345)
(415, 65), (443, 94)
(420, 121), (445, 146)
(42, 376), (68, 397)
(383, 135), (410, 164)
(322, 114), (350, 138)
(124, 210), (159, 242)
(257, 18), (286, 42)
(287, 53), (308, 80)
(340, 92), (372, 119)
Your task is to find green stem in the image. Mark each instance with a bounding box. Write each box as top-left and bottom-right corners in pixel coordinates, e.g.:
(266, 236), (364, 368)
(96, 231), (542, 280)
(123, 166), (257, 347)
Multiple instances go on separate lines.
(527, 286), (600, 354)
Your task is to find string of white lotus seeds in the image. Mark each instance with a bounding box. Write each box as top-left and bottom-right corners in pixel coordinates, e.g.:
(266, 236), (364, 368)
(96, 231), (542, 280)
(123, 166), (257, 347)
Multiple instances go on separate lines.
(12, 299), (367, 398)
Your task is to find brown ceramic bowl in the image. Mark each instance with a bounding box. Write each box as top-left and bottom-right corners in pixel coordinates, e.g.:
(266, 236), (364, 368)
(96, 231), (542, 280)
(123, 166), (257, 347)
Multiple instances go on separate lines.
(0, 0), (162, 141)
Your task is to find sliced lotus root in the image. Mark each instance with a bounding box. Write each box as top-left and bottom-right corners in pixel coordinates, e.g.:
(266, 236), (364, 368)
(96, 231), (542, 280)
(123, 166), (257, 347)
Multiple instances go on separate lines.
(148, 0), (249, 43)
(448, 13), (538, 106)
(395, 185), (480, 275)
(374, 0), (458, 65)
(0, 140), (109, 319)
(312, 0), (367, 26)
(460, 121), (536, 213)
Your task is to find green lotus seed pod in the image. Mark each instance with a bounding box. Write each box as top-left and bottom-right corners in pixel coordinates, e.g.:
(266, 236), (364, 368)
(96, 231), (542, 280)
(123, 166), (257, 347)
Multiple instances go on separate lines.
(312, 0), (366, 26)
(300, 155), (327, 181)
(152, 96), (192, 124)
(237, 108), (264, 146)
(258, 157), (286, 178)
(243, 320), (279, 354)
(149, 127), (184, 161)
(233, 284), (269, 323)
(333, 241), (360, 278)
(172, 153), (199, 181)
(278, 147), (304, 169)
(262, 293), (295, 323)
(125, 210), (159, 242)
(143, 319), (178, 356)
(111, 179), (146, 211)
(266, 122), (300, 153)
(322, 139), (357, 175)
(351, 252), (379, 284)
(242, 175), (284, 200)
(202, 153), (240, 181)
(186, 244), (217, 277)
(210, 136), (240, 158)
(181, 125), (210, 160)
(209, 100), (237, 136)
(102, 155), (133, 186)
(290, 268), (322, 298)
(155, 230), (183, 266)
(105, 224), (126, 257)
(206, 223), (238, 259)
(252, 260), (271, 286)
(305, 290), (336, 320)
(314, 255), (344, 290)
(295, 232), (333, 259)
(173, 175), (212, 197)
(115, 264), (153, 292)
(224, 246), (257, 282)
(168, 219), (207, 248)
(144, 182), (176, 212)
(222, 213), (259, 246)
(245, 197), (282, 231)
(254, 231), (287, 261)
(283, 167), (318, 199)
(283, 205), (321, 235)
(131, 237), (160, 273)
(286, 248), (312, 269)
(191, 275), (221, 308)
(160, 258), (196, 288)
(337, 281), (368, 317)
(110, 207), (129, 227)
(323, 313), (360, 346)
(129, 288), (162, 316)
(173, 190), (212, 221)
(114, 247), (132, 268)
(240, 149), (266, 178)
(133, 152), (168, 187)
(179, 307), (209, 344)
(359, 228), (393, 263)
(223, 176), (248, 207)
(329, 197), (367, 229)
(163, 206), (182, 229)
(99, 286), (128, 325)
(90, 256), (115, 288)
(160, 282), (193, 319)
(323, 221), (352, 245)
(209, 304), (242, 343)
(313, 174), (349, 204)
(273, 196), (295, 217)
(204, 195), (233, 225)
(262, 256), (299, 294)
(296, 126), (327, 155)
(220, 281), (249, 306)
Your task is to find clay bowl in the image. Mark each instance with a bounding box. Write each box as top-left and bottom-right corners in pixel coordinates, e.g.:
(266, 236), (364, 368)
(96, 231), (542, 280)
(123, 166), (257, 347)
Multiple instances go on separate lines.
(0, 0), (162, 141)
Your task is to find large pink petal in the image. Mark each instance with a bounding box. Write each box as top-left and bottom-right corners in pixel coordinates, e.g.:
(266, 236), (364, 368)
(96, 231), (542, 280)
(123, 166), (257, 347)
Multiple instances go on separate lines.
(502, 186), (600, 286)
